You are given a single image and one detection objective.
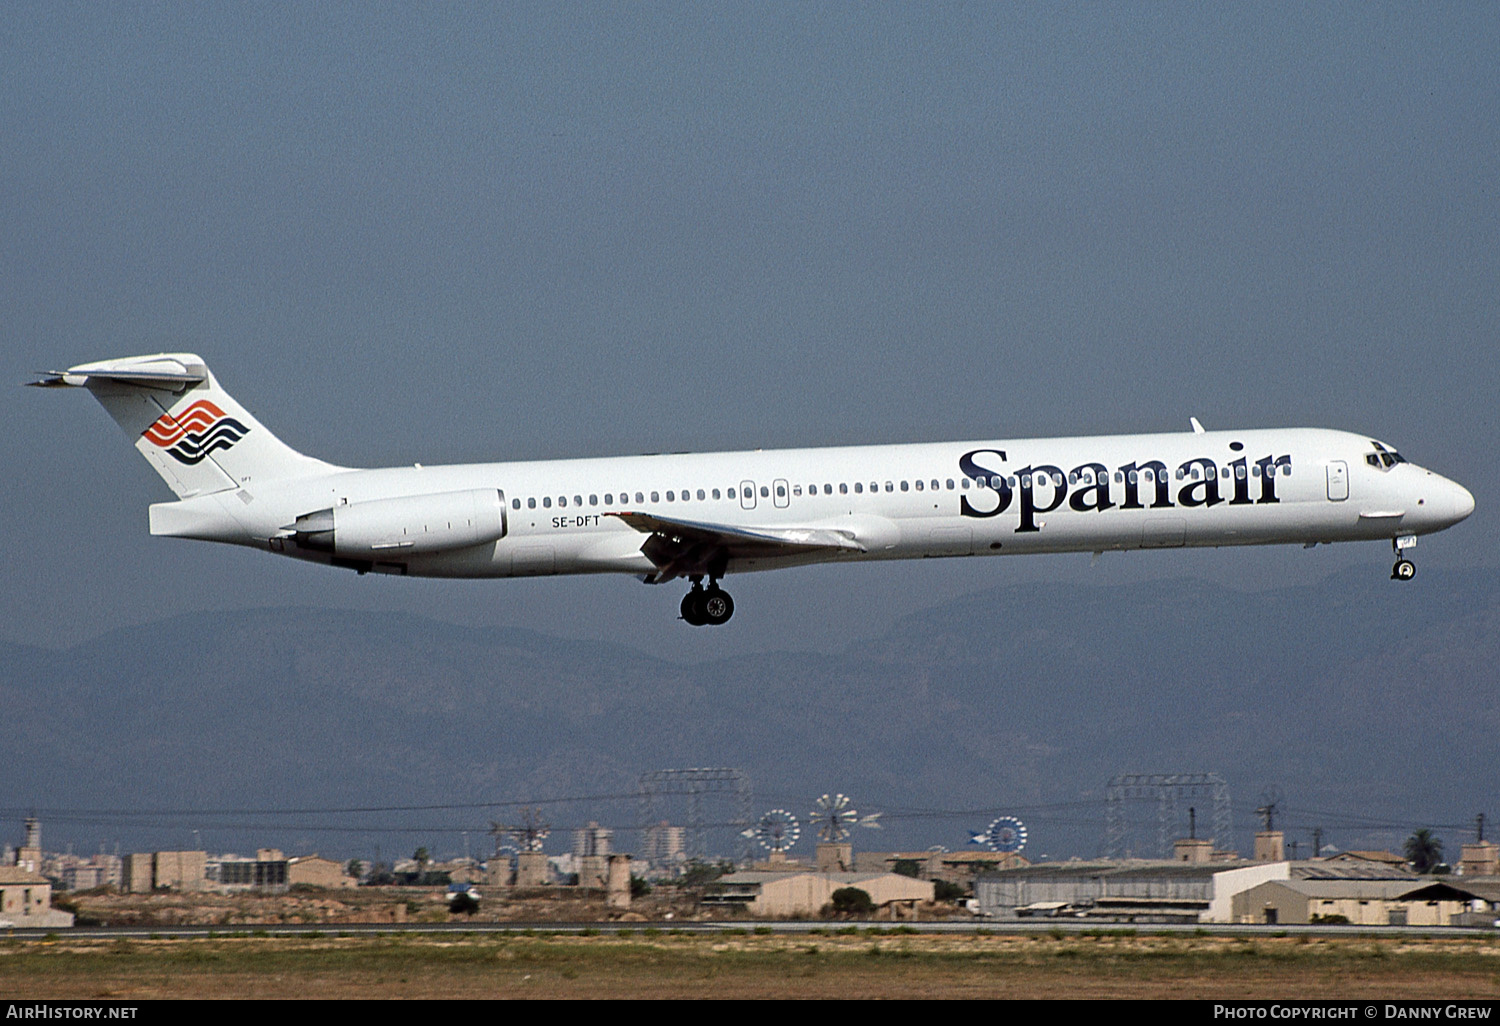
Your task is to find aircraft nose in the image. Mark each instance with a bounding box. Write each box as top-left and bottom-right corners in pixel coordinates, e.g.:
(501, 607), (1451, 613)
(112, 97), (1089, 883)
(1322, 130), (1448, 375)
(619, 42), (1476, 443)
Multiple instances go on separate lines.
(1450, 480), (1476, 524)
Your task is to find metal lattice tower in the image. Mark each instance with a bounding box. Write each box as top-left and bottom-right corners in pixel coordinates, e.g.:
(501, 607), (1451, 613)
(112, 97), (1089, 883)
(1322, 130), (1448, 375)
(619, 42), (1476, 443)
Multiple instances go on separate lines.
(638, 768), (754, 866)
(1104, 773), (1233, 859)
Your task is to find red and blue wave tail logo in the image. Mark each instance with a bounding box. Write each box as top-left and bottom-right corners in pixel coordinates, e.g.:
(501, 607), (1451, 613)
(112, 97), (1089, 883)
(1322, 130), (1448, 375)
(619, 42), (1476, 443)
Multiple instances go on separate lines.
(141, 400), (251, 465)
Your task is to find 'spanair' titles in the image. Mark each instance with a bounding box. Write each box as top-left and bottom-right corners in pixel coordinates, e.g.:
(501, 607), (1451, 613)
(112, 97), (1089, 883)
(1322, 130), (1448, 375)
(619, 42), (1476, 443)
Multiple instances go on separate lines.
(141, 400), (251, 465)
(958, 448), (1292, 532)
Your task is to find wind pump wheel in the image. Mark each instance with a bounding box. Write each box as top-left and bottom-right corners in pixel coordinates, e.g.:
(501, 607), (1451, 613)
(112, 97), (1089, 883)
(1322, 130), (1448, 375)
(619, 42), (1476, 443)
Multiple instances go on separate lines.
(492, 807), (550, 853)
(743, 809), (801, 853)
(810, 793), (882, 844)
(1256, 786), (1283, 832)
(971, 816), (1028, 853)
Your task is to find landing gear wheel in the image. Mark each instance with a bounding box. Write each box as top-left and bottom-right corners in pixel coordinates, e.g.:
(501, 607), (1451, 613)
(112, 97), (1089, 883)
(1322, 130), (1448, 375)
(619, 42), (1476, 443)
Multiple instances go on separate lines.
(680, 589), (708, 626)
(1392, 559), (1416, 581)
(701, 587), (734, 626)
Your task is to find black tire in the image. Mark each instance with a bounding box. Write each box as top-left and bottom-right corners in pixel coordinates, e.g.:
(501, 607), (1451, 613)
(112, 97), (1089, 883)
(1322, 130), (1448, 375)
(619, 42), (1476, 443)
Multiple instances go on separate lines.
(680, 590), (707, 625)
(1392, 559), (1416, 581)
(701, 587), (734, 625)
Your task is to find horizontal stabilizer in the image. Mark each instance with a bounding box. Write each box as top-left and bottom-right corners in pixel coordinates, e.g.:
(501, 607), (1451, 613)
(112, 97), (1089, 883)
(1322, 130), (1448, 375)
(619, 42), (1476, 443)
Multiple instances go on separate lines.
(30, 354), (208, 390)
(31, 352), (337, 498)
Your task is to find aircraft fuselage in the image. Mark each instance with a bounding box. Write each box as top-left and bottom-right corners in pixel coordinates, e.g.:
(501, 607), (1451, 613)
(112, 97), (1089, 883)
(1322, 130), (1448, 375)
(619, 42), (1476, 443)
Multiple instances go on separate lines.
(150, 427), (1473, 580)
(36, 354), (1474, 626)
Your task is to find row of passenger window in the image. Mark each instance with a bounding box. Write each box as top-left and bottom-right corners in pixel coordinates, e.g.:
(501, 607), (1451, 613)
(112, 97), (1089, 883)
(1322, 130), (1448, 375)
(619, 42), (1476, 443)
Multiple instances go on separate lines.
(509, 462), (1292, 511)
(514, 479), (965, 510)
(514, 478), (997, 510)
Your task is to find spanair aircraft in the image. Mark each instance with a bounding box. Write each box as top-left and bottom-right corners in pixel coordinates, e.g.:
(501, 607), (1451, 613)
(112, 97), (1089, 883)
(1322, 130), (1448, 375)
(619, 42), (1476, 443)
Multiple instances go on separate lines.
(33, 353), (1474, 626)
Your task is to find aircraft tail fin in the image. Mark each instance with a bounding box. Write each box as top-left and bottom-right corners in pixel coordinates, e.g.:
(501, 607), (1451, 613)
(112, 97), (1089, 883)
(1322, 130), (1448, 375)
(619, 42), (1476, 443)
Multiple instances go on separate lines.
(31, 353), (340, 498)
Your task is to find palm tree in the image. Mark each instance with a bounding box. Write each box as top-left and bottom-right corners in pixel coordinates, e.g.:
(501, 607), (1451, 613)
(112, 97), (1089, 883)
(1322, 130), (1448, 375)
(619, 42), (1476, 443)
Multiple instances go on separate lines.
(1404, 828), (1443, 874)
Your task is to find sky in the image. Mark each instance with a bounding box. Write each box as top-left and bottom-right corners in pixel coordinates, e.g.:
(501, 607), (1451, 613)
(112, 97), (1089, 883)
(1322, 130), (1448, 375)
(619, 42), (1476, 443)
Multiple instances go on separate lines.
(4, 0), (1497, 667)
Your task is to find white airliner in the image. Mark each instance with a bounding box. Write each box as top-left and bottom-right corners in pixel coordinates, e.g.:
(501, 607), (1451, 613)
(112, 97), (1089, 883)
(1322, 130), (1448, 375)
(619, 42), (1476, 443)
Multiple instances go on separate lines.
(34, 353), (1474, 626)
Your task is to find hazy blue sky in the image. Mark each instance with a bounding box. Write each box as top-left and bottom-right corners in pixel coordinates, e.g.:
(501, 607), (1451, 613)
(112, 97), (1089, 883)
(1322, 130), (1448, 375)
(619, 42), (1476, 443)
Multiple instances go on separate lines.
(5, 2), (1497, 660)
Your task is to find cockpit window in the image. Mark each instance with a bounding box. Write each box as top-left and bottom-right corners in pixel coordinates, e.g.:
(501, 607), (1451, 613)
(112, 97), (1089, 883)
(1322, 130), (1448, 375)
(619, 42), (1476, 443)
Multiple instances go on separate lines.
(1366, 440), (1408, 471)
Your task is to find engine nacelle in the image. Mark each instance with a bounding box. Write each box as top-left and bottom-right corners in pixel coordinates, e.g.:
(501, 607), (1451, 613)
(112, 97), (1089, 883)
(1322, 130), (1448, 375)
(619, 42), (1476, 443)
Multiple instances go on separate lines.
(286, 489), (507, 557)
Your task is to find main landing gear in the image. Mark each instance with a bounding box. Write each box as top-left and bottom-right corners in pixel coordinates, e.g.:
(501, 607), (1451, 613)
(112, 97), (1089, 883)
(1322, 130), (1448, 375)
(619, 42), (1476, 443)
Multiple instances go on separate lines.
(1391, 536), (1417, 581)
(681, 576), (734, 627)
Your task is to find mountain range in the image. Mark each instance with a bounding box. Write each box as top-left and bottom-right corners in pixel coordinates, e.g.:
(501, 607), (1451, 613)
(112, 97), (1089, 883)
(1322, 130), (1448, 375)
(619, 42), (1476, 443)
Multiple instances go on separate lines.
(3, 566), (1495, 864)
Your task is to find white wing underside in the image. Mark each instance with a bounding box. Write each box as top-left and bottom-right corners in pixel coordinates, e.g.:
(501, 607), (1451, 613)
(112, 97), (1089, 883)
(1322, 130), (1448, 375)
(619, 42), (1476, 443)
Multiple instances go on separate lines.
(607, 511), (866, 583)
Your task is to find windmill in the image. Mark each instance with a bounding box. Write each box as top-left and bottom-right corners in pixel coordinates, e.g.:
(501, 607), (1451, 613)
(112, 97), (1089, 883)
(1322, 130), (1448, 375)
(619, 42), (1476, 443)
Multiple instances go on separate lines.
(809, 793), (883, 844)
(1251, 786), (1288, 860)
(1256, 787), (1283, 832)
(970, 816), (1029, 854)
(741, 809), (801, 854)
(491, 806), (550, 853)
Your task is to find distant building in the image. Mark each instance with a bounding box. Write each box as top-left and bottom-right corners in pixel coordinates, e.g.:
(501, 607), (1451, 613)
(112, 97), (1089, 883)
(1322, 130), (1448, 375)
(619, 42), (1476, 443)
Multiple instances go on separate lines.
(515, 850), (548, 888)
(211, 851), (354, 892)
(1323, 850), (1409, 871)
(1253, 831), (1285, 862)
(0, 866), (74, 928)
(122, 851), (208, 893)
(53, 853), (122, 891)
(15, 818), (41, 876)
(1447, 880), (1500, 927)
(1173, 838), (1213, 863)
(815, 843), (852, 874)
(935, 851), (1029, 888)
(974, 859), (1287, 923)
(122, 853), (153, 893)
(1458, 842), (1498, 877)
(641, 822), (685, 874)
(152, 851), (208, 893)
(577, 855), (608, 888)
(1294, 856), (1414, 881)
(703, 871), (935, 918)
(1233, 879), (1483, 926)
(607, 855), (633, 909)
(287, 855), (354, 890)
(748, 851), (811, 872)
(434, 858), (480, 884)
(573, 822), (613, 858)
(856, 851), (1033, 887)
(856, 851), (932, 875)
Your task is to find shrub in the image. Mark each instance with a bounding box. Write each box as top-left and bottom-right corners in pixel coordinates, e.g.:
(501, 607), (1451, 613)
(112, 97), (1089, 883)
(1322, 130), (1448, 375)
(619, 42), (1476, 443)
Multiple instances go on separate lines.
(933, 880), (967, 903)
(830, 887), (874, 916)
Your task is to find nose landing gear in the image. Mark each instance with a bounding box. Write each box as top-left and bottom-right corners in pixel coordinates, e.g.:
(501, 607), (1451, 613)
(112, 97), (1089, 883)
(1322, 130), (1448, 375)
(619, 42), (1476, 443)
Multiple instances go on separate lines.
(1391, 535), (1417, 581)
(680, 576), (735, 626)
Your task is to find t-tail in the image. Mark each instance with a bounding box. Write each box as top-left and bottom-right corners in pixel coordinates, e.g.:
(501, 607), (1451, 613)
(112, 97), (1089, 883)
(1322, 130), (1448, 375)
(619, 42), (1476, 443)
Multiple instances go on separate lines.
(30, 353), (338, 497)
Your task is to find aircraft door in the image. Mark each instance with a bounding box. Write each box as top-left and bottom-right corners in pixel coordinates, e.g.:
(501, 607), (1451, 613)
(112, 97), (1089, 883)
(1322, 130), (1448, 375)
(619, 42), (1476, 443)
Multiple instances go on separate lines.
(1326, 461), (1349, 501)
(740, 480), (757, 510)
(773, 478), (790, 508)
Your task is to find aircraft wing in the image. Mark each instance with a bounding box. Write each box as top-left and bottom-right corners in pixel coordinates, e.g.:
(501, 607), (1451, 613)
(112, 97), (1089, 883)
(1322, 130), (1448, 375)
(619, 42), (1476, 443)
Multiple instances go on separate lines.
(607, 511), (866, 582)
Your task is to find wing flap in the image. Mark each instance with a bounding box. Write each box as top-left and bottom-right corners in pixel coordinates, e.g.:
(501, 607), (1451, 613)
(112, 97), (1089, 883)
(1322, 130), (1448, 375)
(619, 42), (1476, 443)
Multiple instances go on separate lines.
(607, 510), (866, 582)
